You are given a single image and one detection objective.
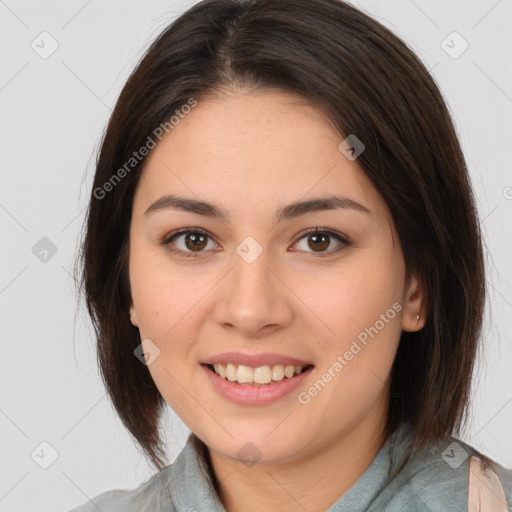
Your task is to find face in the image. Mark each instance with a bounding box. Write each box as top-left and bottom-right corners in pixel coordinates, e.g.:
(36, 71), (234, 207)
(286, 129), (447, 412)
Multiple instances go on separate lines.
(128, 88), (423, 465)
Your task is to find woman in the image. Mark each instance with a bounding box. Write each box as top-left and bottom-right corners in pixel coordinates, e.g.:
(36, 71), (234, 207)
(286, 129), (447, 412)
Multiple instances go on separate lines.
(70, 0), (512, 510)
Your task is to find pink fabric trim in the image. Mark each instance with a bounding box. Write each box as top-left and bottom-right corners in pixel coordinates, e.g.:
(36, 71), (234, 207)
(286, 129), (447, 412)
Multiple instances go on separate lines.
(468, 455), (508, 511)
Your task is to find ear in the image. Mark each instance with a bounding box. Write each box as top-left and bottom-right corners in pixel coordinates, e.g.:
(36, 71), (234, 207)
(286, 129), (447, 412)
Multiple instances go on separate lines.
(401, 273), (427, 332)
(129, 302), (139, 327)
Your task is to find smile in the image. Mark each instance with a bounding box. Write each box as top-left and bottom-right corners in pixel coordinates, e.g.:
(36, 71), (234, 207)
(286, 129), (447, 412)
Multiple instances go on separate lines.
(207, 363), (312, 385)
(201, 363), (315, 405)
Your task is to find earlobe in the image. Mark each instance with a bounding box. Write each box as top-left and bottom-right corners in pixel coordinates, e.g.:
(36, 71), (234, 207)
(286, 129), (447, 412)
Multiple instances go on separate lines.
(130, 306), (139, 327)
(402, 274), (426, 332)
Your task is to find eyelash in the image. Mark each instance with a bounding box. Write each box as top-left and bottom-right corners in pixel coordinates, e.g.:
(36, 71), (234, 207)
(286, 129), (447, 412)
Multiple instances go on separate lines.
(161, 226), (351, 259)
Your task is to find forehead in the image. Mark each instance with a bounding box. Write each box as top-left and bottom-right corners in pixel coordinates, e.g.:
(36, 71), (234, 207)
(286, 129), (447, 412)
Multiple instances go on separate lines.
(133, 89), (387, 222)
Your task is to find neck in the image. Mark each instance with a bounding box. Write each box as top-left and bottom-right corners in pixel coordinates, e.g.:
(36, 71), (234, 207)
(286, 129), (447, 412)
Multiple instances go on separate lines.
(206, 401), (389, 512)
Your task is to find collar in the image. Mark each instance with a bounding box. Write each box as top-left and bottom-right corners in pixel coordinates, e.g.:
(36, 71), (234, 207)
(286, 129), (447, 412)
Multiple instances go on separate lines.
(166, 422), (416, 511)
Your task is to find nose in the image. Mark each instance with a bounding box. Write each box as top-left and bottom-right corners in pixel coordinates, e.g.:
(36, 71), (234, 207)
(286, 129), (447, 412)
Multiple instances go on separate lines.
(212, 243), (294, 338)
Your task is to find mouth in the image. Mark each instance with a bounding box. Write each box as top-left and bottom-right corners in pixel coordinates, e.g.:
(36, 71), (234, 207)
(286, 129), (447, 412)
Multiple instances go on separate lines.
(202, 362), (315, 386)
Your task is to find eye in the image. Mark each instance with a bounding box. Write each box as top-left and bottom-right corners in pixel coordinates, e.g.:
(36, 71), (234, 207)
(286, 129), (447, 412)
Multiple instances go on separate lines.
(161, 226), (350, 258)
(162, 228), (217, 258)
(292, 227), (350, 256)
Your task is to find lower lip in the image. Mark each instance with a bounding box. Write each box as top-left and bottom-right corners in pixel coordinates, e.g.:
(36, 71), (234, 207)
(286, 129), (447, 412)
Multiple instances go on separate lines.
(201, 364), (314, 405)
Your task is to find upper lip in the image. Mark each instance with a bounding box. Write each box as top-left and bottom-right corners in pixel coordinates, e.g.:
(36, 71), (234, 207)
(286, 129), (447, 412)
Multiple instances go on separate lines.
(202, 352), (314, 368)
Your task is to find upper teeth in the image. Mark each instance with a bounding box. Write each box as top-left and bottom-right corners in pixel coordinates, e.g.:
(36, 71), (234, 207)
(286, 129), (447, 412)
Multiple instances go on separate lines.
(212, 363), (305, 384)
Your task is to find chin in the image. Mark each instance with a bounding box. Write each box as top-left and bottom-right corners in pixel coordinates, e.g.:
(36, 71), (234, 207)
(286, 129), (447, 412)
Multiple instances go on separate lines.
(206, 428), (306, 465)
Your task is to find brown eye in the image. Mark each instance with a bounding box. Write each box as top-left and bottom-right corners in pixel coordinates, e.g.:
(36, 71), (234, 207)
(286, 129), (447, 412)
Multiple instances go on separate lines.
(307, 232), (330, 251)
(293, 228), (350, 255)
(162, 227), (350, 259)
(182, 232), (208, 251)
(163, 228), (215, 257)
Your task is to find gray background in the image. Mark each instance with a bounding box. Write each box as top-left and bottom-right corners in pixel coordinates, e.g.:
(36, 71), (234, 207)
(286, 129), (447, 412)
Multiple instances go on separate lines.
(0, 1), (511, 511)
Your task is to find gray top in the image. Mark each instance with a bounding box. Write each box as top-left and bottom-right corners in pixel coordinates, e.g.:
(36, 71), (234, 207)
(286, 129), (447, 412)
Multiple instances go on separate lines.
(68, 422), (512, 511)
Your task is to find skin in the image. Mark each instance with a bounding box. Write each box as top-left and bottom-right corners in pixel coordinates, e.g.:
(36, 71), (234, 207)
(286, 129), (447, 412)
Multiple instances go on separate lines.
(128, 87), (426, 512)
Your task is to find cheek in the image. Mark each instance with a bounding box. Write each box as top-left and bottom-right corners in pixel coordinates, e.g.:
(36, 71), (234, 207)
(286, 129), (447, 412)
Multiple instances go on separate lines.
(133, 273), (206, 421)
(296, 260), (401, 343)
(130, 244), (208, 339)
(295, 257), (403, 405)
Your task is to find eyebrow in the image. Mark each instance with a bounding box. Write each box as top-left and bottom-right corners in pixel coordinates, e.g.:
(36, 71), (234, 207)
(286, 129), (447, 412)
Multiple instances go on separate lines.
(144, 193), (372, 222)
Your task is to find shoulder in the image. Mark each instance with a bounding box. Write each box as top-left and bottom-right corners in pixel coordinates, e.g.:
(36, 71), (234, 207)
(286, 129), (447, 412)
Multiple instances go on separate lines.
(376, 433), (512, 511)
(66, 465), (175, 512)
(66, 433), (223, 512)
(467, 451), (512, 511)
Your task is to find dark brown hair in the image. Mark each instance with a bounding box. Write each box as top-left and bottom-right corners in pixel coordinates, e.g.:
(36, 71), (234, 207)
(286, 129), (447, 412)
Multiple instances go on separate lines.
(75, 0), (486, 471)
